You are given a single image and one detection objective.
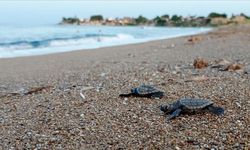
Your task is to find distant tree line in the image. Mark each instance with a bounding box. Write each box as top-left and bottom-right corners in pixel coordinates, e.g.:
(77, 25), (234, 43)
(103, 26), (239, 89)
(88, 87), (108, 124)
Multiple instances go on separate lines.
(208, 12), (227, 18)
(62, 17), (80, 24)
(90, 15), (103, 21)
(61, 12), (250, 27)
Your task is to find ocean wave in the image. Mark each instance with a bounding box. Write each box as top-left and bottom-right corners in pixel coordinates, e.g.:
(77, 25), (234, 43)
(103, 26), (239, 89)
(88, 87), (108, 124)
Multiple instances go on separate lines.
(0, 33), (137, 58)
(0, 26), (212, 58)
(0, 33), (126, 51)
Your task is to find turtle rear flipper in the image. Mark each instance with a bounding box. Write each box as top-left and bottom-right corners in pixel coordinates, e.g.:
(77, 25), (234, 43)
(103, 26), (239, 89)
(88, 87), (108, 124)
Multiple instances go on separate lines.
(208, 105), (224, 115)
(151, 91), (164, 99)
(119, 93), (133, 97)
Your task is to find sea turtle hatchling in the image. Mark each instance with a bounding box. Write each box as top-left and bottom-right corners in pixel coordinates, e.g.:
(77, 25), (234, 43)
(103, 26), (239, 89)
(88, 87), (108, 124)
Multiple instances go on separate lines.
(119, 85), (164, 99)
(160, 98), (224, 120)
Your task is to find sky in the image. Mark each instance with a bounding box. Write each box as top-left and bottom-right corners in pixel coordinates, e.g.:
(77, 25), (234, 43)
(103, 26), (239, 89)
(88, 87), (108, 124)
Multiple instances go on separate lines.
(0, 0), (250, 25)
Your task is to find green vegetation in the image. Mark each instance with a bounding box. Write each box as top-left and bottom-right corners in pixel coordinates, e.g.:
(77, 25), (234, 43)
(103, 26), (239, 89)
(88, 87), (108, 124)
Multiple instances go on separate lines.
(171, 15), (182, 22)
(153, 16), (167, 26)
(90, 15), (103, 21)
(171, 15), (183, 26)
(240, 13), (250, 19)
(62, 17), (80, 24)
(135, 15), (148, 24)
(208, 12), (227, 18)
(161, 14), (170, 19)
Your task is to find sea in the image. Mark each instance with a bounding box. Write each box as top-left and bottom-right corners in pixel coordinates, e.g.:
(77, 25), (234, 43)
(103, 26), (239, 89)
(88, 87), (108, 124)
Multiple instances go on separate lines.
(0, 25), (212, 58)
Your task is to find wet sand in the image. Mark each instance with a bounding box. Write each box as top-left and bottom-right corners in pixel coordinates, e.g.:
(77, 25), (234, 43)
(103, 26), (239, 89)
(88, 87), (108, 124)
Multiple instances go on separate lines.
(0, 24), (250, 149)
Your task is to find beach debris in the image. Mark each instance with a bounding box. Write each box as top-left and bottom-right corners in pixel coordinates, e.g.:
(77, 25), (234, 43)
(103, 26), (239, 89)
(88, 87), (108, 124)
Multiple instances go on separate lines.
(211, 59), (231, 68)
(235, 102), (241, 108)
(80, 92), (86, 100)
(80, 114), (84, 118)
(175, 146), (181, 150)
(119, 84), (164, 99)
(79, 86), (94, 100)
(1, 86), (52, 97)
(223, 63), (243, 71)
(187, 36), (202, 44)
(160, 98), (224, 120)
(24, 86), (52, 95)
(193, 58), (209, 69)
(211, 59), (244, 72)
(81, 86), (94, 91)
(122, 98), (128, 105)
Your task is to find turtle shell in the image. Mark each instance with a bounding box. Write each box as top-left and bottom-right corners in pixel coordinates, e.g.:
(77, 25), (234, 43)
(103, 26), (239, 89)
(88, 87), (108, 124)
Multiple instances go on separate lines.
(132, 85), (161, 95)
(179, 98), (213, 110)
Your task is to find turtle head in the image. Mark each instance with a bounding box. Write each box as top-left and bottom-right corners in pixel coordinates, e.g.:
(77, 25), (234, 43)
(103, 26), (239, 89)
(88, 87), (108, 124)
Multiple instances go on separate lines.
(160, 104), (170, 113)
(160, 104), (176, 113)
(131, 88), (137, 94)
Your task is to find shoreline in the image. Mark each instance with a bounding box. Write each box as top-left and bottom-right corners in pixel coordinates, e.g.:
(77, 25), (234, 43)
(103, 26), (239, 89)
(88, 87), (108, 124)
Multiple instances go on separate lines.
(0, 28), (216, 83)
(0, 26), (212, 59)
(0, 24), (250, 149)
(0, 24), (248, 83)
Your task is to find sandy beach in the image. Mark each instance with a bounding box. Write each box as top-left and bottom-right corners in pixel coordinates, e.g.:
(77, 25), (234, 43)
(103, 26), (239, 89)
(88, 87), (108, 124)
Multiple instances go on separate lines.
(0, 24), (250, 149)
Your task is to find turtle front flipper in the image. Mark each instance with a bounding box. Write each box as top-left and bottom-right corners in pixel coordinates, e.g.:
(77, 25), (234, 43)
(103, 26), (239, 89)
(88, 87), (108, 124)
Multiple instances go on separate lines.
(119, 93), (133, 97)
(151, 91), (164, 99)
(208, 105), (224, 115)
(167, 108), (182, 120)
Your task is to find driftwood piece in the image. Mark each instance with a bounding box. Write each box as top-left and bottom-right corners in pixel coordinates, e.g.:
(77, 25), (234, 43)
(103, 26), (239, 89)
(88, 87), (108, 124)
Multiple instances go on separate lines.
(24, 86), (52, 95)
(223, 64), (243, 71)
(0, 86), (52, 98)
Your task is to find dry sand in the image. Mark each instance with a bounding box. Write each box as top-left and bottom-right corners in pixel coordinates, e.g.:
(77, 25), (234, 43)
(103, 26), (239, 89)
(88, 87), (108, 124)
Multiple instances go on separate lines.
(0, 24), (250, 149)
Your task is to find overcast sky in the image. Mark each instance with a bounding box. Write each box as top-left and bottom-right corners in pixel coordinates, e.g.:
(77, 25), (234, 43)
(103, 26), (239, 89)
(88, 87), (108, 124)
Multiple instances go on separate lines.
(0, 0), (250, 25)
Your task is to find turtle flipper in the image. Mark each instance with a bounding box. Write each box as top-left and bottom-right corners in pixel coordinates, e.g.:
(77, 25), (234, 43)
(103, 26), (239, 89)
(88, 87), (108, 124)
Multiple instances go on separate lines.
(119, 93), (133, 97)
(167, 108), (182, 120)
(151, 91), (164, 99)
(208, 105), (224, 115)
